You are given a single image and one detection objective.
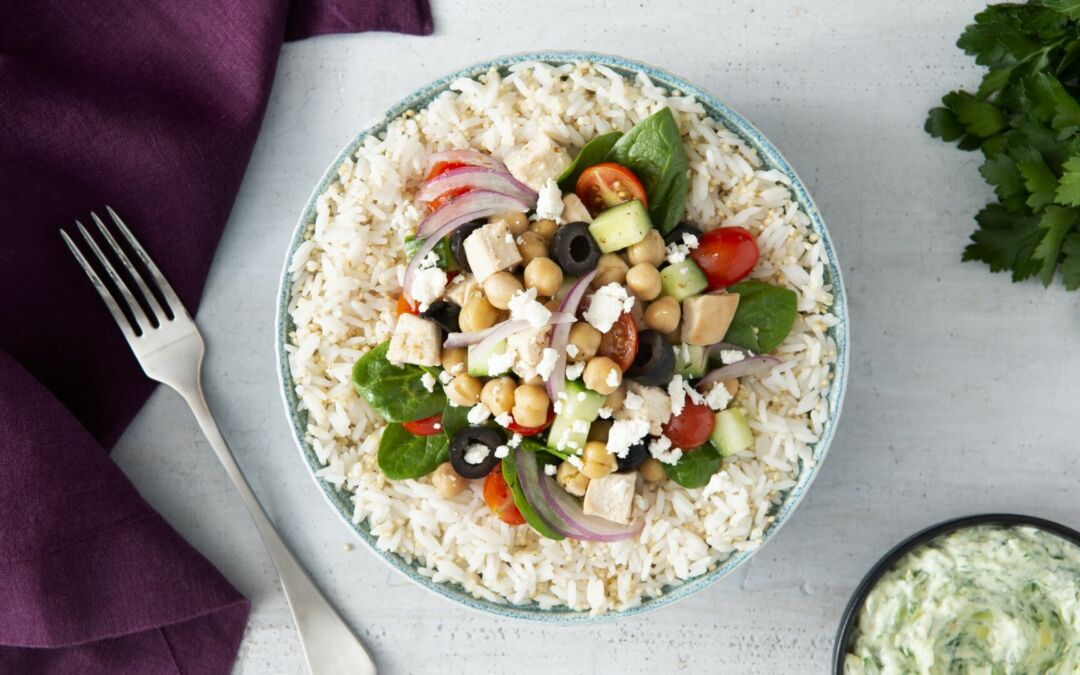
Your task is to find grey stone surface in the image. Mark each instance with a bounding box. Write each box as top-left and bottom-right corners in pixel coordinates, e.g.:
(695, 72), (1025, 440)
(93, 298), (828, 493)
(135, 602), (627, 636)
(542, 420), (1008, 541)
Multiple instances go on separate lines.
(112, 1), (1080, 672)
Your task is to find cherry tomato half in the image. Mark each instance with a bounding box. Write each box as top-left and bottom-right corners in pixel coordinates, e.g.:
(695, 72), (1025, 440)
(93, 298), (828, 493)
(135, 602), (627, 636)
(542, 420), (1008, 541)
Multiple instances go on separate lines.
(395, 294), (418, 316)
(507, 407), (555, 437)
(425, 161), (468, 181)
(483, 465), (526, 525)
(402, 414), (443, 436)
(690, 226), (760, 290)
(427, 186), (470, 212)
(425, 161), (471, 213)
(575, 162), (648, 216)
(661, 400), (715, 450)
(598, 312), (639, 372)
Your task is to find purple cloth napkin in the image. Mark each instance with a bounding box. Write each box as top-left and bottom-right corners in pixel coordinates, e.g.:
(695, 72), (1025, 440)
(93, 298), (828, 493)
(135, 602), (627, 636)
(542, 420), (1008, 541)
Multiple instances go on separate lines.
(0, 1), (431, 673)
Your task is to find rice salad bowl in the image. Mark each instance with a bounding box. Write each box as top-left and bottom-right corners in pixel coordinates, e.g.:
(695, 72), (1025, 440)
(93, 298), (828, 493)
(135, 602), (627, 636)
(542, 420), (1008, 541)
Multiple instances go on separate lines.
(278, 52), (848, 620)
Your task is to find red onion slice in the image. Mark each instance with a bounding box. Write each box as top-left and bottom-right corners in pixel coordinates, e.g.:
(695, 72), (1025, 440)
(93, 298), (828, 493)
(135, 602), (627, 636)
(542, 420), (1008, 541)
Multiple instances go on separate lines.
(415, 190), (530, 238)
(445, 312), (575, 348)
(546, 271), (597, 401)
(513, 447), (588, 539)
(474, 319), (530, 356)
(418, 167), (537, 205)
(425, 149), (506, 174)
(697, 356), (783, 389)
(536, 460), (643, 542)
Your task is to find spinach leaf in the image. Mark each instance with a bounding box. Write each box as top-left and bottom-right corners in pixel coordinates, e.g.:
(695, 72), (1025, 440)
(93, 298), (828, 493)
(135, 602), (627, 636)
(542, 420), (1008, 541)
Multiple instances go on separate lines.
(722, 280), (798, 353)
(663, 443), (723, 488)
(351, 342), (447, 422)
(606, 108), (690, 234)
(404, 235), (457, 270)
(556, 131), (623, 192)
(520, 436), (569, 461)
(377, 423), (449, 479)
(440, 402), (471, 440)
(502, 447), (564, 540)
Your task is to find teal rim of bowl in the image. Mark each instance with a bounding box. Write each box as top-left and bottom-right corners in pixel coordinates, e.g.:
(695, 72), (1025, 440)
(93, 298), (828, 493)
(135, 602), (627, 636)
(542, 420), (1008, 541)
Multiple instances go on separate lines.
(275, 50), (850, 623)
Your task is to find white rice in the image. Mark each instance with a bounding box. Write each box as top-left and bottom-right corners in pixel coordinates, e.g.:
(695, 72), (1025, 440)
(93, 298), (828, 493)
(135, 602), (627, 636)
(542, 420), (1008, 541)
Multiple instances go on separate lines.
(285, 62), (838, 614)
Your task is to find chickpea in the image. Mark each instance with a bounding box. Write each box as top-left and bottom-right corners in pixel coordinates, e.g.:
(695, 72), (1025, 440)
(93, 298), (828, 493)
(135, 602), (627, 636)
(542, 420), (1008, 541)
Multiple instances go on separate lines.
(446, 373), (482, 406)
(588, 419), (612, 442)
(626, 230), (666, 267)
(556, 461), (589, 497)
(591, 253), (628, 287)
(481, 376), (516, 417)
(639, 458), (666, 482)
(723, 378), (739, 398)
(644, 296), (681, 334)
(630, 299), (646, 331)
(544, 298), (561, 312)
(530, 218), (558, 240)
(490, 210), (529, 236)
(625, 263), (661, 301)
(524, 257), (563, 297)
(431, 462), (467, 498)
(568, 322), (602, 361)
(581, 441), (617, 479)
(604, 384), (626, 410)
(459, 295), (497, 332)
(441, 347), (468, 375)
(517, 230), (549, 266)
(512, 384), (550, 427)
(583, 356), (621, 395)
(482, 271), (524, 310)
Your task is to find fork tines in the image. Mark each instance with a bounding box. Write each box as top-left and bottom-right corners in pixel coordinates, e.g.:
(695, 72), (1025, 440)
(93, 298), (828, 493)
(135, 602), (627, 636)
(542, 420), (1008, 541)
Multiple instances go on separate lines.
(60, 207), (183, 337)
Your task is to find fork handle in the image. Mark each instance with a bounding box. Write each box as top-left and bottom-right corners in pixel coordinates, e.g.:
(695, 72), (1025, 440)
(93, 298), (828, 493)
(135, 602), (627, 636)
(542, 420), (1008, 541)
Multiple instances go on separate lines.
(180, 389), (376, 675)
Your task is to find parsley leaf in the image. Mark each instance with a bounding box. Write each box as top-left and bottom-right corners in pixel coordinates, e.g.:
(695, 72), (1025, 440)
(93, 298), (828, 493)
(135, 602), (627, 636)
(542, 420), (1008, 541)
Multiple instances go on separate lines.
(1017, 155), (1059, 209)
(962, 205), (1043, 281)
(1033, 205), (1077, 284)
(1061, 233), (1080, 289)
(1055, 156), (1080, 205)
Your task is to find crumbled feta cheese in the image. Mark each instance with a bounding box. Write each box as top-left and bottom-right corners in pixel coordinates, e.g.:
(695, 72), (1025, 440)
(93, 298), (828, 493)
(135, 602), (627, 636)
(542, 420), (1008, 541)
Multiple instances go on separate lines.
(421, 372), (436, 393)
(504, 232), (515, 244)
(679, 343), (690, 363)
(572, 419), (589, 435)
(607, 419), (650, 459)
(536, 348), (560, 381)
(665, 241), (690, 264)
(467, 402), (491, 425)
(597, 406), (613, 419)
(495, 413), (513, 428)
(508, 287), (552, 328)
(720, 349), (746, 364)
(464, 443), (490, 465)
(544, 463), (558, 476)
(567, 454), (584, 469)
(534, 178), (565, 222)
(565, 361), (585, 380)
(566, 343), (580, 358)
(623, 391), (644, 411)
(668, 375), (687, 417)
(494, 445), (509, 459)
(704, 382), (733, 411)
(438, 370), (454, 385)
(433, 422), (442, 430)
(553, 400), (563, 414)
(577, 392), (586, 401)
(584, 283), (635, 333)
(682, 232), (699, 249)
(487, 346), (516, 376)
(508, 433), (523, 448)
(411, 252), (447, 312)
(649, 436), (683, 465)
(605, 369), (619, 388)
(615, 383), (672, 435)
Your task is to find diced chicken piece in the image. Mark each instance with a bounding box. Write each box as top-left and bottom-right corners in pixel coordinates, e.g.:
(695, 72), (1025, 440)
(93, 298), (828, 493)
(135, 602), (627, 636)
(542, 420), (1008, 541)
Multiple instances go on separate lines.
(462, 222), (522, 283)
(508, 326), (550, 382)
(503, 134), (572, 191)
(615, 382), (672, 435)
(445, 273), (481, 307)
(681, 293), (740, 346)
(583, 472), (638, 525)
(386, 314), (441, 367)
(561, 193), (592, 224)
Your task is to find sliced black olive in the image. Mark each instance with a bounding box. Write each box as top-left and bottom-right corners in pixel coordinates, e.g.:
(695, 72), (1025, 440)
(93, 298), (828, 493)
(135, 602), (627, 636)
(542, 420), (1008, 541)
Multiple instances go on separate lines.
(664, 221), (703, 247)
(448, 220), (485, 273)
(449, 425), (504, 479)
(616, 439), (649, 473)
(550, 221), (600, 276)
(420, 300), (460, 333)
(626, 329), (676, 386)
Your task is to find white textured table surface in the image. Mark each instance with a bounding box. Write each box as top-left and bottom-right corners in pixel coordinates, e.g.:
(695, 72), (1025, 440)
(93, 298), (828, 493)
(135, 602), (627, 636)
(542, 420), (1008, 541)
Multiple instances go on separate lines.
(112, 1), (1080, 672)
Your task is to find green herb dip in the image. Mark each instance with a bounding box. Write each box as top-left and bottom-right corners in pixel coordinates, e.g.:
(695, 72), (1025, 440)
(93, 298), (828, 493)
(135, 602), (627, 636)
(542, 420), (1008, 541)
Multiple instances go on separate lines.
(844, 525), (1080, 674)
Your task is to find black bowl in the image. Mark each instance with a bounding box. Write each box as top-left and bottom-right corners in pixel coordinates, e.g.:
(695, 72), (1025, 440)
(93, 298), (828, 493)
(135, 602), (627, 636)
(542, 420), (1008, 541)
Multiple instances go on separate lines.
(832, 513), (1080, 674)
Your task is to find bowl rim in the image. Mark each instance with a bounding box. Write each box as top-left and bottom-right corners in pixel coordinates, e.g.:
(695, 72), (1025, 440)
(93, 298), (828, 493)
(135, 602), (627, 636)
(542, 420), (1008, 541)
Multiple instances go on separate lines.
(274, 49), (851, 623)
(831, 512), (1080, 672)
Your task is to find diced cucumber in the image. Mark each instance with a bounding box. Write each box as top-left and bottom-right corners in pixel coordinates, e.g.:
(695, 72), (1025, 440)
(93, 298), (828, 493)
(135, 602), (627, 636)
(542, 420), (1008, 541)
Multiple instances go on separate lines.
(588, 200), (652, 253)
(468, 339), (510, 376)
(547, 379), (607, 451)
(675, 344), (709, 378)
(660, 259), (708, 300)
(710, 408), (754, 457)
(404, 235), (459, 271)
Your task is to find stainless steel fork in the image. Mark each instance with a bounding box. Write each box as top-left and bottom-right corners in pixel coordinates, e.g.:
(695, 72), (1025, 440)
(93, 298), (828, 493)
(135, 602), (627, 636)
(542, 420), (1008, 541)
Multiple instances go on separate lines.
(61, 208), (375, 675)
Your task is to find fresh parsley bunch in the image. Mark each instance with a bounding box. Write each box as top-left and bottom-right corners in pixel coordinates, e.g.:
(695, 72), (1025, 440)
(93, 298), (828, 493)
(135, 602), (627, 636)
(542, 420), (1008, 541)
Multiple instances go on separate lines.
(927, 0), (1080, 289)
